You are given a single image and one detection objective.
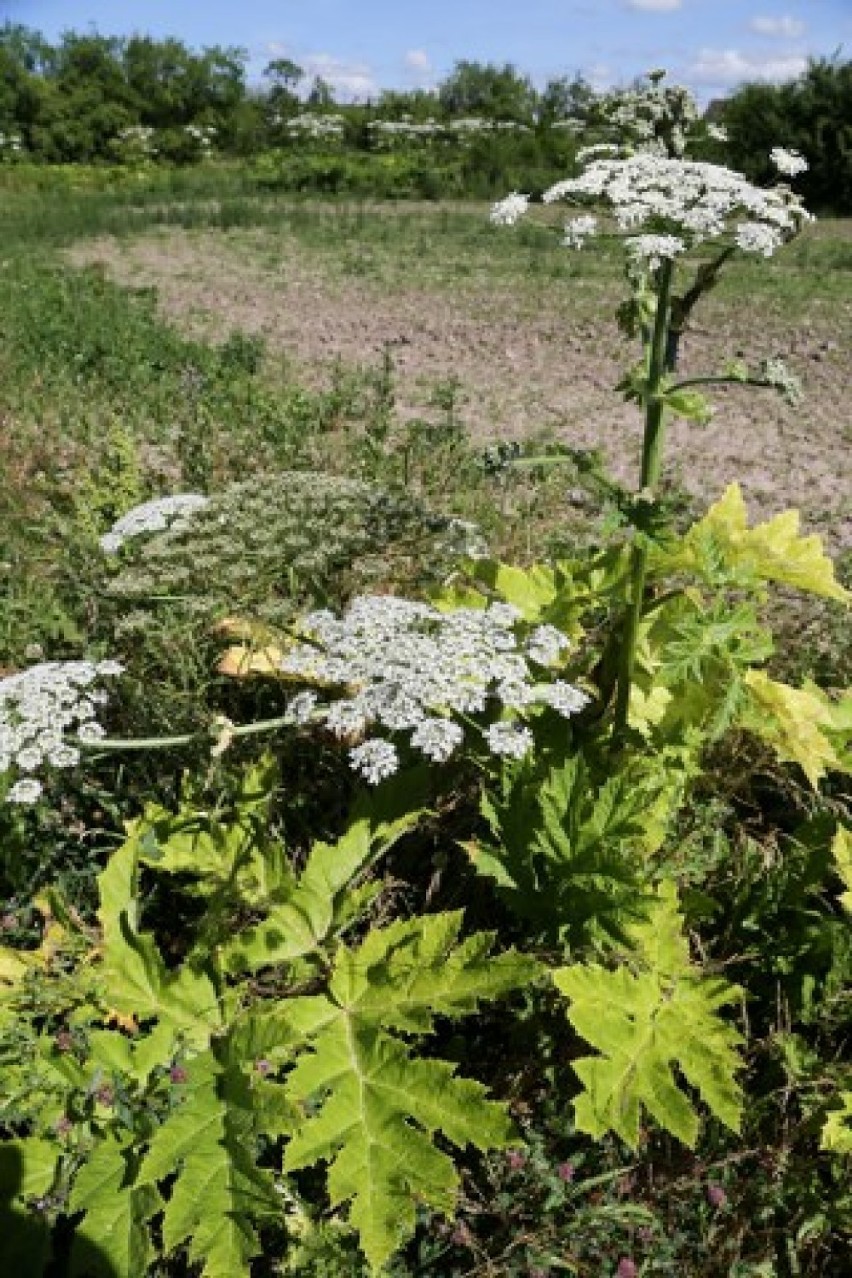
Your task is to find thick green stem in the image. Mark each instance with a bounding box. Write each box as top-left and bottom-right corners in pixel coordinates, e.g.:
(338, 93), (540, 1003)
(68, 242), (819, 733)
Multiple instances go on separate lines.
(613, 259), (675, 739)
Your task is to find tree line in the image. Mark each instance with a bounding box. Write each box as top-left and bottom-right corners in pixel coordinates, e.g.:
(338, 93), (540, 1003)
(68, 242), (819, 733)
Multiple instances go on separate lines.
(0, 23), (848, 211)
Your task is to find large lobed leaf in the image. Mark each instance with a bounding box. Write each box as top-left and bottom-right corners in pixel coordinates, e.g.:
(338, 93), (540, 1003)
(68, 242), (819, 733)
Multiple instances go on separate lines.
(471, 752), (667, 943)
(280, 911), (539, 1273)
(553, 880), (744, 1150)
(655, 482), (850, 602)
(739, 670), (844, 789)
(136, 1051), (280, 1278)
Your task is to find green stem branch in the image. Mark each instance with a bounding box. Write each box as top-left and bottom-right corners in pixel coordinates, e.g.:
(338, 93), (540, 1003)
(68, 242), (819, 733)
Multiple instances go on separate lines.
(74, 713), (299, 754)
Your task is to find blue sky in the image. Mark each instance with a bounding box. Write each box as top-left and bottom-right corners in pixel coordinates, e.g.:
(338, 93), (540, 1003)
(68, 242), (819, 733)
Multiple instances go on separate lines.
(4, 0), (850, 102)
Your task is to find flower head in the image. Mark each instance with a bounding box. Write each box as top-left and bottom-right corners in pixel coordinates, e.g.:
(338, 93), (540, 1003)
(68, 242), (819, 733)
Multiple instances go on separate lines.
(563, 215), (598, 248)
(490, 191), (530, 227)
(100, 494), (209, 552)
(543, 153), (810, 258)
(1, 660), (123, 803)
(275, 595), (586, 778)
(770, 146), (808, 178)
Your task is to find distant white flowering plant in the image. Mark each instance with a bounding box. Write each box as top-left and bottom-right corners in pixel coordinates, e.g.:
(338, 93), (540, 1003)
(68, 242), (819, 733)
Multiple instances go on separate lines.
(0, 660), (123, 804)
(770, 146), (808, 178)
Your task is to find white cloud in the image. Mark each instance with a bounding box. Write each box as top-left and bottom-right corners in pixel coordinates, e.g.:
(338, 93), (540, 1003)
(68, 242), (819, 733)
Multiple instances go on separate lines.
(300, 53), (378, 99)
(404, 49), (432, 74)
(750, 16), (806, 39)
(688, 47), (807, 87)
(625, 0), (683, 11)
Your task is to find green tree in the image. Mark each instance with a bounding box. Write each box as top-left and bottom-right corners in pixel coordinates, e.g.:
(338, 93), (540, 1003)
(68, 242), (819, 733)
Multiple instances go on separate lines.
(538, 72), (596, 124)
(724, 55), (852, 213)
(438, 59), (537, 121)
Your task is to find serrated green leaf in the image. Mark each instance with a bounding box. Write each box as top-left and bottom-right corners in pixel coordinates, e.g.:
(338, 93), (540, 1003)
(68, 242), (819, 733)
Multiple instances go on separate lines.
(69, 1136), (160, 1278)
(137, 1051), (279, 1278)
(280, 914), (532, 1272)
(97, 837), (221, 1047)
(330, 911), (540, 1033)
(222, 777), (426, 974)
(655, 483), (850, 601)
(474, 753), (661, 943)
(553, 881), (744, 1150)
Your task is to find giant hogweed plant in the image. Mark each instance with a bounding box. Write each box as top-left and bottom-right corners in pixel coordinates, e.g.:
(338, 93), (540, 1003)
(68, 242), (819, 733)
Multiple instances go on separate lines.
(1, 73), (852, 1273)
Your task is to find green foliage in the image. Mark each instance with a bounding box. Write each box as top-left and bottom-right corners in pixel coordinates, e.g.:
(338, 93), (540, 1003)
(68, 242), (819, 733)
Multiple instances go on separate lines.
(725, 55), (852, 214)
(0, 768), (536, 1275)
(280, 912), (538, 1271)
(554, 881), (744, 1150)
(821, 1092), (852, 1154)
(653, 483), (850, 603)
(471, 750), (672, 944)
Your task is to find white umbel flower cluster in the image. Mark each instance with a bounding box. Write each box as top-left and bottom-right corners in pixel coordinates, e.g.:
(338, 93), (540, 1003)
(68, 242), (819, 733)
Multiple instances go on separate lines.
(563, 215), (599, 248)
(277, 595), (588, 782)
(538, 153), (810, 257)
(770, 146), (808, 178)
(625, 233), (686, 269)
(100, 495), (209, 552)
(490, 191), (531, 226)
(1, 660), (123, 803)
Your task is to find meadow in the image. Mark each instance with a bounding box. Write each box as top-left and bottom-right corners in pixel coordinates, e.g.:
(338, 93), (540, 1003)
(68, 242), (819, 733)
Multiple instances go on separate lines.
(1, 98), (852, 1278)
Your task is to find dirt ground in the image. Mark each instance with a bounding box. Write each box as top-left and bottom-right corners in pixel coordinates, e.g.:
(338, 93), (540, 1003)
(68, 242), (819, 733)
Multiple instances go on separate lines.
(68, 225), (851, 548)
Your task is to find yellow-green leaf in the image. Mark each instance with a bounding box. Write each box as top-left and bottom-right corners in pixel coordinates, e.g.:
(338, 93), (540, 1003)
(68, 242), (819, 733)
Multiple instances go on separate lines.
(831, 826), (852, 914)
(659, 483), (850, 601)
(740, 670), (842, 789)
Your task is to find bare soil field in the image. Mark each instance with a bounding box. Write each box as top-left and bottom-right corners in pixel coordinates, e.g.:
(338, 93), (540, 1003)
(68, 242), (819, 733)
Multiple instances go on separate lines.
(68, 214), (852, 546)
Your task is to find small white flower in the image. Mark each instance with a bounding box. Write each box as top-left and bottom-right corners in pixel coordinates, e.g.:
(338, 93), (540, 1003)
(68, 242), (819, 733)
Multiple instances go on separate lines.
(706, 123), (728, 143)
(99, 495), (209, 552)
(563, 215), (598, 248)
(7, 778), (43, 804)
(525, 624), (572, 666)
(325, 700), (368, 739)
(541, 681), (591, 717)
(76, 721), (106, 743)
(484, 722), (534, 759)
(410, 717), (463, 762)
(490, 192), (530, 226)
(625, 234), (686, 270)
(14, 746), (42, 772)
(285, 691), (318, 725)
(0, 660), (121, 802)
(770, 146), (808, 178)
(96, 659), (125, 677)
(760, 357), (803, 406)
(349, 739), (399, 784)
(47, 744), (81, 769)
(735, 221), (783, 256)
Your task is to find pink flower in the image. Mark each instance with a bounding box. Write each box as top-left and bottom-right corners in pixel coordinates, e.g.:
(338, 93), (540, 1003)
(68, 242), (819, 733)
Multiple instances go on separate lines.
(616, 1259), (638, 1278)
(556, 1160), (575, 1182)
(506, 1149), (527, 1171)
(706, 1183), (727, 1209)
